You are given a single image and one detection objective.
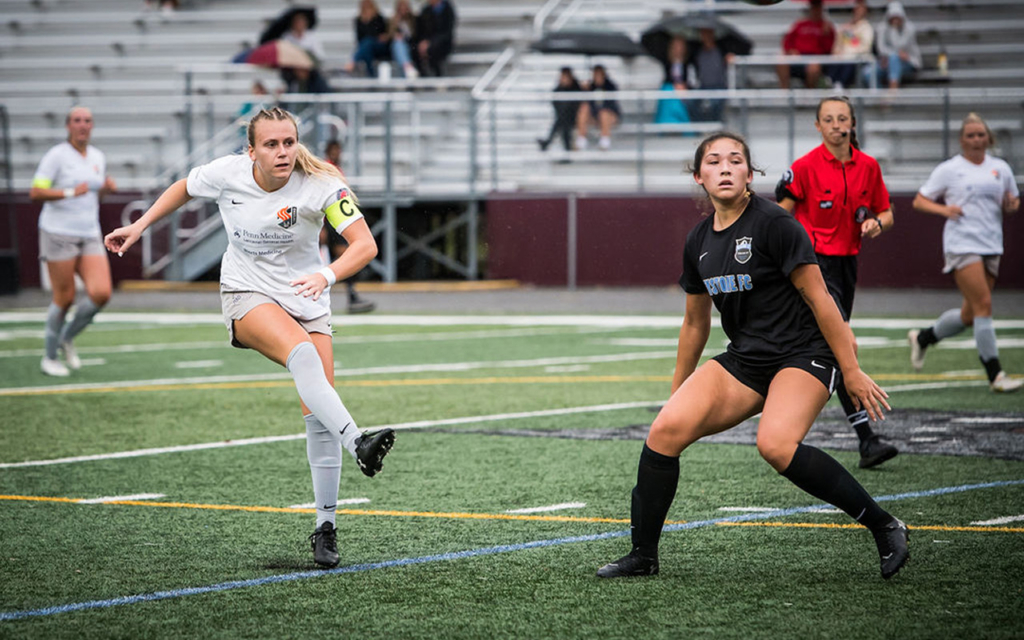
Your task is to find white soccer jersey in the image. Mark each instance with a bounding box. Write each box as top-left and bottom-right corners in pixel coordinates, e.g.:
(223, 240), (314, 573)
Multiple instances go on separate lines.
(32, 142), (107, 238)
(187, 154), (363, 320)
(918, 153), (1019, 256)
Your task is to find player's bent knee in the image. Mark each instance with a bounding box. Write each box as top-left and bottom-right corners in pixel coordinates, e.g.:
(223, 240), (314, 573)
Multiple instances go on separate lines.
(756, 435), (798, 472)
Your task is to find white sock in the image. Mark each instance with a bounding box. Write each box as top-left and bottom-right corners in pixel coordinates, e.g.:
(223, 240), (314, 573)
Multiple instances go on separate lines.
(44, 303), (67, 360)
(973, 316), (999, 361)
(305, 414), (341, 528)
(59, 297), (102, 344)
(932, 308), (966, 341)
(286, 342), (361, 459)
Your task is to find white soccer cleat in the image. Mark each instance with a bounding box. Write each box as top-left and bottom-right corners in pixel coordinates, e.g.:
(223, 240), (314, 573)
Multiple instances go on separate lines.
(575, 135), (588, 151)
(598, 136), (611, 150)
(907, 329), (926, 371)
(40, 357), (70, 377)
(60, 340), (81, 370)
(991, 371), (1023, 393)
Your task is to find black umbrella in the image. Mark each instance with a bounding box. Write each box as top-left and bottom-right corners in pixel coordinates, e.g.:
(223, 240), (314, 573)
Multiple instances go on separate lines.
(259, 6), (318, 45)
(640, 13), (752, 63)
(531, 29), (645, 58)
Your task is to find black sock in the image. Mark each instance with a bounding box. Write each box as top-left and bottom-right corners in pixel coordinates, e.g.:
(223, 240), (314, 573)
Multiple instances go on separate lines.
(981, 356), (1002, 383)
(837, 386), (873, 442)
(630, 443), (679, 558)
(781, 443), (891, 530)
(918, 327), (938, 348)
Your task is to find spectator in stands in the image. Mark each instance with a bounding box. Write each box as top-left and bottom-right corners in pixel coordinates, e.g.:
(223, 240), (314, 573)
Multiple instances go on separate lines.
(30, 106), (117, 377)
(690, 27), (733, 122)
(283, 8), (327, 63)
(776, 0), (835, 89)
(654, 37), (693, 127)
(576, 65), (621, 151)
(345, 0), (391, 78)
(413, 0), (457, 77)
(389, 0), (420, 78)
(281, 9), (331, 94)
(908, 113), (1021, 393)
(828, 0), (874, 89)
(875, 1), (921, 89)
(538, 67), (582, 154)
(237, 81), (276, 150)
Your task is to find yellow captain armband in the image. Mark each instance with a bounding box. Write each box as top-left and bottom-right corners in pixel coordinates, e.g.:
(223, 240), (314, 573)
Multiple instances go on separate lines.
(32, 177), (54, 189)
(324, 187), (361, 230)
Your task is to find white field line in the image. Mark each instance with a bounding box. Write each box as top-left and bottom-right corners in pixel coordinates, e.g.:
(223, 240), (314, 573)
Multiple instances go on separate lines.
(77, 493), (165, 504)
(174, 360), (223, 369)
(717, 507), (776, 512)
(0, 327), (632, 358)
(505, 502), (586, 514)
(2, 310), (1021, 330)
(0, 351), (678, 397)
(0, 400), (662, 469)
(951, 417), (1023, 424)
(288, 498), (371, 509)
(970, 514), (1024, 526)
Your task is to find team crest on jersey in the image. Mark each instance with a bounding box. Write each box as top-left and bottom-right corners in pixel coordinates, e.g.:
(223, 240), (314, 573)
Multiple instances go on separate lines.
(277, 206), (298, 229)
(734, 237), (752, 264)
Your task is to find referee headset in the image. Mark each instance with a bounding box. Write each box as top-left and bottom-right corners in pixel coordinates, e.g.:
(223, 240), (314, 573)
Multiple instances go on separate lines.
(817, 96), (859, 150)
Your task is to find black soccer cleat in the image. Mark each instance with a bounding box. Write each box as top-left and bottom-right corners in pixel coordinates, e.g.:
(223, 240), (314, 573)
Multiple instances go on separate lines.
(309, 521), (339, 568)
(871, 518), (909, 579)
(355, 428), (395, 478)
(596, 551), (659, 578)
(859, 435), (899, 469)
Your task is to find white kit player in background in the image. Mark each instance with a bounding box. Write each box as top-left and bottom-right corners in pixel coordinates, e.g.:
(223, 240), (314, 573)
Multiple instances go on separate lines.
(30, 106), (117, 377)
(104, 107), (396, 568)
(908, 112), (1022, 393)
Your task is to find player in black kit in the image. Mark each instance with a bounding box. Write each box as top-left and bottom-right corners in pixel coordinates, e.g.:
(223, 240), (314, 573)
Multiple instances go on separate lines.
(596, 132), (908, 580)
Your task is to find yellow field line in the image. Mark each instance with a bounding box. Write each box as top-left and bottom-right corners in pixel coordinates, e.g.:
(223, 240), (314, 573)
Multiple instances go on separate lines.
(3, 494), (1021, 533)
(0, 494), (637, 524)
(4, 375), (671, 397)
(717, 521), (1024, 534)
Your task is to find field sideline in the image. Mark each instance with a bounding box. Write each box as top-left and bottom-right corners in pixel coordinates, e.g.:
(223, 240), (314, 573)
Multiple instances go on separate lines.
(0, 294), (1021, 638)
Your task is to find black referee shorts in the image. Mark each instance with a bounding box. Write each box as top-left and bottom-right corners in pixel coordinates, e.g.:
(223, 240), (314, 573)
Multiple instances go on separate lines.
(713, 352), (839, 398)
(816, 254), (858, 321)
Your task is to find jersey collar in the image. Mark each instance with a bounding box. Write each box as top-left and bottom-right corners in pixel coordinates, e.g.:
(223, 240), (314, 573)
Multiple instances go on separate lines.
(816, 143), (859, 166)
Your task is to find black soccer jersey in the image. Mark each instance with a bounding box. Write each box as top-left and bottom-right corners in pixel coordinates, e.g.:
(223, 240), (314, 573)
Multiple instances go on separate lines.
(679, 194), (832, 365)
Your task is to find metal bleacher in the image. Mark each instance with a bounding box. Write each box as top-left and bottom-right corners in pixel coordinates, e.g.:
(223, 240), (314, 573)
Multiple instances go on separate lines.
(2, 0), (1022, 281)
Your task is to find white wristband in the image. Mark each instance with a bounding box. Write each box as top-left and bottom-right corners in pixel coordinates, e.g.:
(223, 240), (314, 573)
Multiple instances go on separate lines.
(318, 266), (337, 287)
(63, 188), (75, 199)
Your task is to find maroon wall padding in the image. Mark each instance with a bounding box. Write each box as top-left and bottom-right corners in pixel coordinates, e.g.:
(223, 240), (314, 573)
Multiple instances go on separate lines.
(485, 196), (570, 286)
(9, 192), (144, 288)
(487, 192), (1024, 289)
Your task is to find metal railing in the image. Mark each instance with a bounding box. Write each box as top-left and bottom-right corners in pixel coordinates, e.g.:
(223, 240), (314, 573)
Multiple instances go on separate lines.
(120, 82), (1023, 282)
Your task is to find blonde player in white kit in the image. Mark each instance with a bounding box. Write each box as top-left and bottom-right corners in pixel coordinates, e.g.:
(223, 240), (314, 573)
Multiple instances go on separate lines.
(908, 112), (1022, 393)
(105, 107), (395, 568)
(30, 106), (117, 377)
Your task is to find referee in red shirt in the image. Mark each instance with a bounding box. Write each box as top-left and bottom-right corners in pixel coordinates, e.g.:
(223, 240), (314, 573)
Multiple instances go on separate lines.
(777, 96), (899, 469)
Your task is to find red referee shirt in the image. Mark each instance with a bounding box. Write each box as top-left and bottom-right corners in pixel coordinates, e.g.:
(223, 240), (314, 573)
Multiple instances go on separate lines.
(780, 144), (890, 256)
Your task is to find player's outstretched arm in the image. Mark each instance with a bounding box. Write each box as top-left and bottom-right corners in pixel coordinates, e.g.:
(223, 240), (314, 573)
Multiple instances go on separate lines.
(105, 179), (192, 256)
(791, 263), (890, 422)
(670, 292), (712, 395)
